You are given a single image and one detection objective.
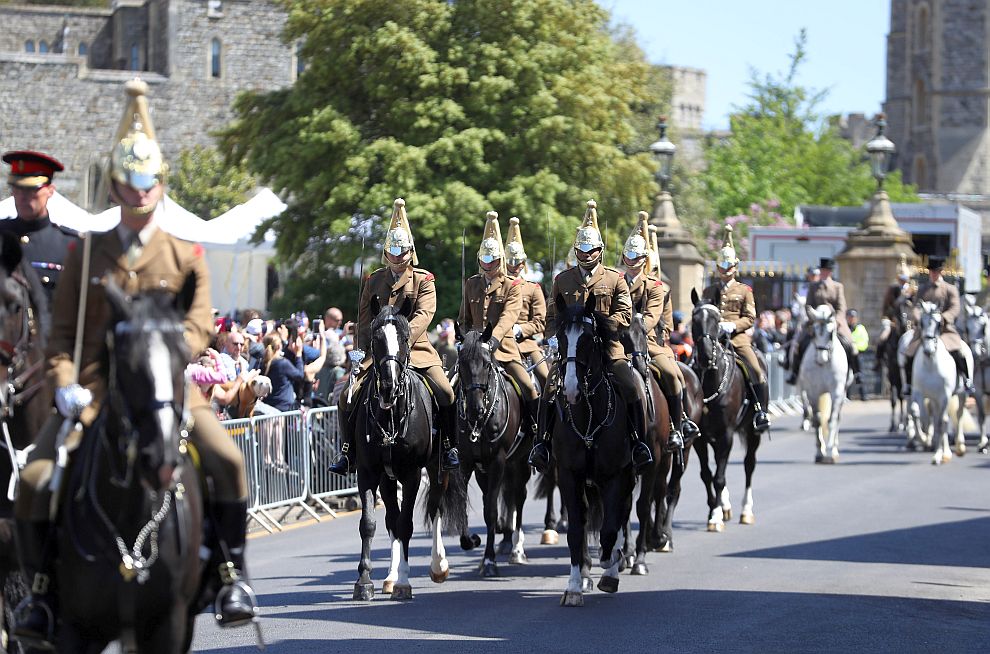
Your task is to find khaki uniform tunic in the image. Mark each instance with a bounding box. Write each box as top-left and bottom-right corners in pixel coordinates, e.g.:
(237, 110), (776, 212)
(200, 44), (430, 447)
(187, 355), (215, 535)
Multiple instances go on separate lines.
(905, 277), (963, 356)
(514, 279), (549, 390)
(458, 273), (537, 401)
(882, 282), (915, 322)
(546, 264), (641, 402)
(702, 277), (766, 384)
(806, 276), (852, 341)
(626, 271), (682, 395)
(18, 226), (246, 521)
(353, 265), (453, 405)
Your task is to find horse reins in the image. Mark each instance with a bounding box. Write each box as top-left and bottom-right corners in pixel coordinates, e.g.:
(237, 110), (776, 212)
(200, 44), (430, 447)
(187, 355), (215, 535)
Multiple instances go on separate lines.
(558, 316), (616, 448)
(456, 358), (509, 445)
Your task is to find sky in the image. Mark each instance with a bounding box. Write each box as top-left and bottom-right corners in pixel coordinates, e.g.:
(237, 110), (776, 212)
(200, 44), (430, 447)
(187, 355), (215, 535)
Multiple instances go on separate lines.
(605, 0), (890, 130)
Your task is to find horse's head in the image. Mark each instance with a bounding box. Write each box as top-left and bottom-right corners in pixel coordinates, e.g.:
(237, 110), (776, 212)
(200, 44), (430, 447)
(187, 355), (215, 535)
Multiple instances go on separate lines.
(809, 304), (837, 365)
(690, 288), (721, 370)
(623, 295), (651, 378)
(893, 293), (913, 331)
(369, 294), (412, 410)
(964, 303), (989, 360)
(104, 280), (190, 492)
(918, 300), (942, 357)
(555, 293), (605, 406)
(455, 321), (495, 417)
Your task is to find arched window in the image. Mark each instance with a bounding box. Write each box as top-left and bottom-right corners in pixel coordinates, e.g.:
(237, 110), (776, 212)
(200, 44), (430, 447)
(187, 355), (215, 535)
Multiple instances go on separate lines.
(210, 38), (222, 78)
(913, 156), (928, 190)
(915, 5), (930, 51)
(38, 41), (49, 54)
(24, 40), (35, 53)
(295, 41), (306, 77)
(129, 43), (140, 71)
(78, 42), (87, 56)
(913, 78), (928, 125)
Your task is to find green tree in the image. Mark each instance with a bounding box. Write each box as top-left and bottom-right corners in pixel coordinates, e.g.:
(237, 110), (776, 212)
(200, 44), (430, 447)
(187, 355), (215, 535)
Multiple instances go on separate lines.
(220, 0), (662, 319)
(690, 30), (916, 251)
(168, 146), (256, 220)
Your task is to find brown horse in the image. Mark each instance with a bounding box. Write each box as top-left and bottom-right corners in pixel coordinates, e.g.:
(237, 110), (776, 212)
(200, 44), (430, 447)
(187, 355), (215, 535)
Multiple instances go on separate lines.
(0, 234), (53, 652)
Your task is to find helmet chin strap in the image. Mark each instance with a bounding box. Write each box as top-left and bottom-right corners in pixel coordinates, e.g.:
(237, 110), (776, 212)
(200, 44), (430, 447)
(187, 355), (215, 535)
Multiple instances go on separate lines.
(578, 253), (600, 270)
(110, 180), (159, 216)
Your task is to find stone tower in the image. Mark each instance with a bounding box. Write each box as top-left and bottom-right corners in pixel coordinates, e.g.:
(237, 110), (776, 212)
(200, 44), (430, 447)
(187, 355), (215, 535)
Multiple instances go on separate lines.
(884, 1), (990, 215)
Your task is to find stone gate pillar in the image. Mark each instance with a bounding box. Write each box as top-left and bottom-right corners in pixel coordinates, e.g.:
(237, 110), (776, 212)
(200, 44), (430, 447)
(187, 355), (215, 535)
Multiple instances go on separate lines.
(651, 191), (705, 316)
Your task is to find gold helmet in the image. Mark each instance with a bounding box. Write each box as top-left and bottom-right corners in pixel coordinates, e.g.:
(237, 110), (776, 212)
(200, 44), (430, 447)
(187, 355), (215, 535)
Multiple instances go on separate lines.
(623, 210), (651, 266)
(506, 216), (527, 268)
(649, 225), (662, 278)
(478, 210), (507, 276)
(716, 223), (739, 271)
(382, 198), (417, 265)
(573, 199), (604, 268)
(109, 79), (167, 214)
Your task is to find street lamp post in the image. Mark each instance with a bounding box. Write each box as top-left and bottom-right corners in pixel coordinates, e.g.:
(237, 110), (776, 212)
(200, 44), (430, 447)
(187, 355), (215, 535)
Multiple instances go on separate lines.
(650, 117), (676, 193)
(859, 113), (905, 233)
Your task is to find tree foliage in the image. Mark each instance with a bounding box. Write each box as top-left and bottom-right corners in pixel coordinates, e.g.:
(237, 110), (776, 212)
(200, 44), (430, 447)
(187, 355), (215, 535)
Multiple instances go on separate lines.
(687, 30), (917, 252)
(220, 0), (666, 319)
(168, 146), (256, 220)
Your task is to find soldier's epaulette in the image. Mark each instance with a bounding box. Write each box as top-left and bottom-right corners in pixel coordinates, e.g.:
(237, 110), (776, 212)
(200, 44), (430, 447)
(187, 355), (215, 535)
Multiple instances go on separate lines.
(654, 279), (664, 288)
(54, 223), (80, 238)
(414, 267), (435, 282)
(192, 243), (204, 258)
(511, 277), (523, 286)
(604, 266), (622, 274)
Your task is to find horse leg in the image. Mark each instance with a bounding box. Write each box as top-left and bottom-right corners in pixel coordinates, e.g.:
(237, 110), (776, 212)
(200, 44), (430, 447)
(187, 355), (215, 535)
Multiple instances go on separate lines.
(557, 469), (587, 607)
(506, 457), (530, 565)
(458, 469), (481, 551)
(477, 468), (500, 578)
(425, 467), (450, 586)
(827, 391), (844, 462)
(649, 454), (669, 551)
(740, 428), (761, 525)
(694, 438), (718, 529)
(979, 394), (990, 453)
(378, 476), (402, 595)
(662, 446), (689, 550)
(710, 427), (731, 532)
(353, 475), (378, 601)
(386, 467), (418, 600)
(953, 392), (967, 457)
(138, 602), (187, 654)
(933, 403), (951, 466)
(598, 470), (635, 593)
(633, 459), (655, 572)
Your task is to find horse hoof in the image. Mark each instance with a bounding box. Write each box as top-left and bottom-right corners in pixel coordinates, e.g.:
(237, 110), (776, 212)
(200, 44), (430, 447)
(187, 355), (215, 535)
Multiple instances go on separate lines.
(581, 576), (594, 593)
(707, 522), (725, 533)
(560, 591), (584, 607)
(381, 580), (394, 595)
(740, 513), (755, 525)
(390, 584), (414, 600)
(942, 454), (952, 464)
(430, 567), (450, 584)
(820, 456), (835, 465)
(460, 534), (481, 551)
(481, 561), (499, 578)
(597, 575), (619, 593)
(353, 582), (375, 601)
(624, 554), (636, 569)
(497, 540), (512, 556)
(815, 453), (824, 463)
(541, 529), (559, 545)
(631, 563), (649, 576)
(659, 541), (673, 553)
(955, 444), (966, 457)
(508, 551), (528, 565)
(722, 508), (732, 521)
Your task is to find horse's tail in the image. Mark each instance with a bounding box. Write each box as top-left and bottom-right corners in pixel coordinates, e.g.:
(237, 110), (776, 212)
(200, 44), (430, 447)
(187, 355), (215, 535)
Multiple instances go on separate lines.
(534, 468), (556, 500)
(431, 467), (469, 537)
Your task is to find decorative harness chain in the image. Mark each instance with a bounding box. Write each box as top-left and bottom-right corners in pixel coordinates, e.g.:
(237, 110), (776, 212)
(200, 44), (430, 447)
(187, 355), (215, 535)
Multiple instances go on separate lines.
(366, 350), (412, 447)
(558, 320), (616, 448)
(697, 332), (732, 404)
(456, 359), (509, 444)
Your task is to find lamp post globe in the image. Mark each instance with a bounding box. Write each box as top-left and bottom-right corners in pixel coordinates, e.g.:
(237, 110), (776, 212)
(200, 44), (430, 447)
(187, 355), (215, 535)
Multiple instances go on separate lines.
(649, 117), (676, 192)
(866, 113), (896, 190)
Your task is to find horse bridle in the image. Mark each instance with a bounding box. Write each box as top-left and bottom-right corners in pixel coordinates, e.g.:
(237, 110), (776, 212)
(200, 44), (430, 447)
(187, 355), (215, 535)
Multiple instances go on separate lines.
(367, 316), (412, 446)
(456, 353), (507, 444)
(0, 274), (46, 416)
(692, 305), (732, 404)
(557, 314), (615, 448)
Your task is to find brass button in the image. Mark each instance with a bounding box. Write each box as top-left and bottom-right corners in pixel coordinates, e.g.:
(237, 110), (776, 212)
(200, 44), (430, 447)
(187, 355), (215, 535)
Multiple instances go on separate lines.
(129, 271), (137, 280)
(41, 276), (50, 284)
(159, 279), (168, 288)
(20, 235), (29, 244)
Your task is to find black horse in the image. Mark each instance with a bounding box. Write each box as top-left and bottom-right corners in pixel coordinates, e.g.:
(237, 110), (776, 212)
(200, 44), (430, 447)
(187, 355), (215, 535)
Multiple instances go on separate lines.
(0, 235), (52, 652)
(350, 297), (467, 602)
(551, 294), (635, 607)
(690, 289), (764, 533)
(878, 293), (912, 432)
(56, 284), (203, 653)
(452, 324), (531, 577)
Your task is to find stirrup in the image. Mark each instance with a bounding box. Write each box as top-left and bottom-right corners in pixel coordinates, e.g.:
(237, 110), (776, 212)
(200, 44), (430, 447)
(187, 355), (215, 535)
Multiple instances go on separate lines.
(665, 427), (684, 453)
(442, 447), (460, 471)
(327, 452), (353, 476)
(753, 410), (770, 433)
(631, 441), (653, 472)
(12, 596), (56, 651)
(215, 563), (259, 628)
(528, 442), (550, 473)
(681, 416), (700, 439)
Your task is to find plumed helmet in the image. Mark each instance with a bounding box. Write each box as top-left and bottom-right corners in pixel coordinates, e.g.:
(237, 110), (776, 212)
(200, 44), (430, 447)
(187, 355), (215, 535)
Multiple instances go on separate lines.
(649, 225), (662, 278)
(506, 216), (527, 268)
(382, 198), (418, 265)
(109, 79), (167, 197)
(573, 199), (604, 266)
(623, 210), (651, 263)
(478, 210), (507, 276)
(717, 223), (739, 270)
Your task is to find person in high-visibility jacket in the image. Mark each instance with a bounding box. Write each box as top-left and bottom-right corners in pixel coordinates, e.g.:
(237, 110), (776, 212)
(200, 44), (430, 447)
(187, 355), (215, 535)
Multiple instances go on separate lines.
(847, 309), (869, 400)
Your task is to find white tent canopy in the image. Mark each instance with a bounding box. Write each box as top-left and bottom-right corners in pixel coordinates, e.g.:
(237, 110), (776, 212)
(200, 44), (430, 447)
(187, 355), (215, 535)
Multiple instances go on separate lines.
(208, 187), (285, 244)
(91, 194), (211, 239)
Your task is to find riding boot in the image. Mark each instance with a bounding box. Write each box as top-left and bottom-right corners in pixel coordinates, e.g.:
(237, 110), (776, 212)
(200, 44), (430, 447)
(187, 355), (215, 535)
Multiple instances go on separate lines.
(751, 382), (771, 433)
(785, 339), (809, 386)
(679, 388), (700, 440)
(438, 403), (461, 471)
(328, 403), (356, 476)
(951, 351), (976, 396)
(664, 392), (685, 452)
(212, 499), (259, 628)
(523, 398), (541, 441)
(628, 400), (653, 473)
(902, 356), (914, 398)
(528, 398), (553, 473)
(12, 520), (57, 650)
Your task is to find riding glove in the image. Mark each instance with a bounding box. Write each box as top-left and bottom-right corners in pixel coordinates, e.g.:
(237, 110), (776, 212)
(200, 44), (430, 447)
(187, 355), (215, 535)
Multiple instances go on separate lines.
(513, 324), (524, 341)
(718, 321), (736, 336)
(55, 384), (93, 419)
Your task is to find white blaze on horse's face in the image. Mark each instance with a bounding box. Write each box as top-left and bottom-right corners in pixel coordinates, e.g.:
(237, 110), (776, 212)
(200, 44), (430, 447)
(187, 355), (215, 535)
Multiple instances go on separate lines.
(148, 330), (175, 444)
(920, 302), (942, 357)
(563, 322), (582, 405)
(380, 322), (400, 408)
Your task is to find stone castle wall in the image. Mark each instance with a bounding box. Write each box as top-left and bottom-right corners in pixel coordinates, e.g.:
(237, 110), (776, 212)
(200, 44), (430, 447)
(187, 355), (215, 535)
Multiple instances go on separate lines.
(0, 0), (293, 211)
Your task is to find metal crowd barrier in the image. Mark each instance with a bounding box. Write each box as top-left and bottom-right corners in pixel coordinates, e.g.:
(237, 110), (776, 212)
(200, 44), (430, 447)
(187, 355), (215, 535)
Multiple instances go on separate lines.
(764, 351), (803, 416)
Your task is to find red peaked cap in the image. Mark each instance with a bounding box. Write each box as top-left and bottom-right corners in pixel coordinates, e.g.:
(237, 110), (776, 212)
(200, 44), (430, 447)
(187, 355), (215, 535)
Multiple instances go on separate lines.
(3, 150), (64, 188)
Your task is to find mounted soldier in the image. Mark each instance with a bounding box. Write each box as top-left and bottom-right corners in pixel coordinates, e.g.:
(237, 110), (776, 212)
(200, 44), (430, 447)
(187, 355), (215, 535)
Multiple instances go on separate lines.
(0, 151), (80, 312)
(903, 255), (974, 396)
(874, 256), (917, 368)
(700, 225), (771, 433)
(786, 257), (856, 386)
(505, 216), (549, 392)
(621, 212), (698, 451)
(12, 79), (257, 649)
(527, 199), (653, 474)
(458, 211), (540, 441)
(329, 198), (460, 475)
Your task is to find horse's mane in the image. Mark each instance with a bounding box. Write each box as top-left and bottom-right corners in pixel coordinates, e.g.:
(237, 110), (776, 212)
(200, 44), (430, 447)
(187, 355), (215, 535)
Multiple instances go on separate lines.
(557, 301), (613, 341)
(371, 305), (411, 340)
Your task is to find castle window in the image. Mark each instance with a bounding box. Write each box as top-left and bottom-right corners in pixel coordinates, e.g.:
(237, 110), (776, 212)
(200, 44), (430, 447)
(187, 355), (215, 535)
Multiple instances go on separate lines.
(915, 4), (930, 51)
(39, 41), (49, 54)
(24, 40), (34, 53)
(294, 41), (306, 78)
(913, 78), (928, 125)
(78, 42), (87, 57)
(129, 43), (140, 71)
(913, 155), (928, 190)
(210, 38), (222, 78)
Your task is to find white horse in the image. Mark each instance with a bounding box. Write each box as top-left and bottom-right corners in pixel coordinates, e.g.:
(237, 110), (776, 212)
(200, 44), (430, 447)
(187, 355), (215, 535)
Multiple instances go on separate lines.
(905, 301), (966, 464)
(788, 294), (815, 431)
(960, 300), (990, 454)
(797, 304), (850, 464)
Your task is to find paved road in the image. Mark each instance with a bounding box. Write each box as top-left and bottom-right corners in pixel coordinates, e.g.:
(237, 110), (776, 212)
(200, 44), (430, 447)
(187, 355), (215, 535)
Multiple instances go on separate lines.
(189, 401), (988, 653)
